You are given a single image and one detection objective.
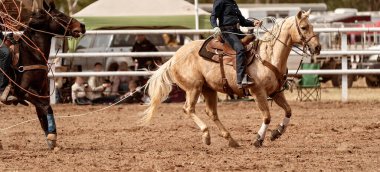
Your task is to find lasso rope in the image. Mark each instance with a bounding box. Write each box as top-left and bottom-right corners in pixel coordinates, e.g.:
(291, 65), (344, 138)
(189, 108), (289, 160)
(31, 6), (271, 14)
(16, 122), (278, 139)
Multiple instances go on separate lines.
(0, 2), (81, 99)
(0, 84), (147, 133)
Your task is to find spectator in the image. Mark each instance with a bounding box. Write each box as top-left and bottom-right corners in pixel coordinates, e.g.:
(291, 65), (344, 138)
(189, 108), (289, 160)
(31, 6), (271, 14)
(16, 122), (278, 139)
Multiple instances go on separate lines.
(131, 34), (161, 70)
(115, 80), (144, 104)
(162, 33), (179, 48)
(88, 62), (109, 98)
(107, 62), (119, 72)
(111, 61), (132, 95)
(87, 62), (118, 104)
(71, 76), (91, 105)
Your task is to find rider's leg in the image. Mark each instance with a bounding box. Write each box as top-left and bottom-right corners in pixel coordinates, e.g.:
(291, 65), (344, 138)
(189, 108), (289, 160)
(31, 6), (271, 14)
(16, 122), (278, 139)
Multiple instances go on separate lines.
(222, 31), (251, 88)
(0, 42), (17, 103)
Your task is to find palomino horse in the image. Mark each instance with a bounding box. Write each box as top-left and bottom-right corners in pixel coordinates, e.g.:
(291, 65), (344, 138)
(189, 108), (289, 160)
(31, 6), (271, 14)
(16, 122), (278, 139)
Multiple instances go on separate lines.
(141, 10), (321, 147)
(5, 0), (85, 149)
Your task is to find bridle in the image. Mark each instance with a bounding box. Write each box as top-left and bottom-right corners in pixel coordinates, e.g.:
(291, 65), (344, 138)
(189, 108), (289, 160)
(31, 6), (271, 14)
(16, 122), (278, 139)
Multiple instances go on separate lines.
(43, 7), (74, 38)
(294, 17), (318, 53)
(0, 7), (76, 99)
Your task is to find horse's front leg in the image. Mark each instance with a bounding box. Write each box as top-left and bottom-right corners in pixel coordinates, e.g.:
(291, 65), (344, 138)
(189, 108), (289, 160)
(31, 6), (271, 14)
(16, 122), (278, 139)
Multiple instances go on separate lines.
(250, 87), (271, 148)
(20, 77), (57, 150)
(35, 104), (57, 150)
(271, 92), (292, 141)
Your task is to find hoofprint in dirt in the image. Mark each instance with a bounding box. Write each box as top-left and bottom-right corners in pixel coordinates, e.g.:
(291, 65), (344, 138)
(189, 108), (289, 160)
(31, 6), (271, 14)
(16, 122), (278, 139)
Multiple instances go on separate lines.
(0, 101), (379, 171)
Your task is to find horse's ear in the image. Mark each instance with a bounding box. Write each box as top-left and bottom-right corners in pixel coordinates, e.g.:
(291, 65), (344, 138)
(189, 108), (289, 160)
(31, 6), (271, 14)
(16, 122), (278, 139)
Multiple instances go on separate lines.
(43, 0), (56, 11)
(297, 10), (303, 20)
(297, 9), (311, 20)
(303, 9), (311, 18)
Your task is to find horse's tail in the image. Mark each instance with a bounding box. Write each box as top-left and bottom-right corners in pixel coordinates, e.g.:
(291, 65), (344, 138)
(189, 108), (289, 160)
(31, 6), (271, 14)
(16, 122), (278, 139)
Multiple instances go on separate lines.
(140, 59), (174, 125)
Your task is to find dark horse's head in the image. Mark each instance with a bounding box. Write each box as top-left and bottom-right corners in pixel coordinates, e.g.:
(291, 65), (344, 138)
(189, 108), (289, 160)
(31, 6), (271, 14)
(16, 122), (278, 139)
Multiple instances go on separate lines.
(28, 0), (85, 38)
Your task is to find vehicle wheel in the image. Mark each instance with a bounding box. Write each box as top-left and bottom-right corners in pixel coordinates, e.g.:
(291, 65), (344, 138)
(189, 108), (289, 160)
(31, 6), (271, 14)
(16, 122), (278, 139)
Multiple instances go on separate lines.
(332, 75), (354, 88)
(365, 77), (380, 87)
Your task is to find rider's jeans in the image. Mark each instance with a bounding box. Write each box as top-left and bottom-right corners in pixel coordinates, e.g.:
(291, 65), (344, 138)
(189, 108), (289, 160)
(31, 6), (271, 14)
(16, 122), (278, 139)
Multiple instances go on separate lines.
(0, 40), (11, 91)
(221, 28), (246, 84)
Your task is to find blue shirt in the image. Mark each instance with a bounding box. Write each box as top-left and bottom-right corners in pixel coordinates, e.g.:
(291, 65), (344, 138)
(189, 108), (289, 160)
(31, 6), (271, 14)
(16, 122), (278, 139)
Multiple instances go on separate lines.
(210, 0), (253, 28)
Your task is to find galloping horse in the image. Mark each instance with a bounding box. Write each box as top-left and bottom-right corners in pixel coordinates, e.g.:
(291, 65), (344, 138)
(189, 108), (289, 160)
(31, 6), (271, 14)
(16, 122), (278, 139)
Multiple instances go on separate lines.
(6, 0), (85, 149)
(141, 10), (321, 147)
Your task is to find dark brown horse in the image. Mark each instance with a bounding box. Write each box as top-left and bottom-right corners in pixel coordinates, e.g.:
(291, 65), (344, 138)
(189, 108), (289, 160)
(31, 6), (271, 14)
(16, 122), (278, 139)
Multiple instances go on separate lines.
(11, 0), (85, 149)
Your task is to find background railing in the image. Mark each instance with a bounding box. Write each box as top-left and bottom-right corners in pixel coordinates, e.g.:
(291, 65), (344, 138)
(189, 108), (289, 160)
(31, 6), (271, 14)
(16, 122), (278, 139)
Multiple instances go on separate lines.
(48, 28), (380, 104)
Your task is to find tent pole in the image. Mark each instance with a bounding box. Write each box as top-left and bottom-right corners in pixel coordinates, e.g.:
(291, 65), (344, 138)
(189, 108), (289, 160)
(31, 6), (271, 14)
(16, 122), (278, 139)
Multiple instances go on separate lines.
(194, 0), (200, 40)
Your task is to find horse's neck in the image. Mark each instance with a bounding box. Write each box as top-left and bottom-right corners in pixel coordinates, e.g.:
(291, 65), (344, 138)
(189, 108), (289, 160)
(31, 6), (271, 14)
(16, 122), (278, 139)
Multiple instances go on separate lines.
(262, 18), (294, 73)
(22, 29), (52, 64)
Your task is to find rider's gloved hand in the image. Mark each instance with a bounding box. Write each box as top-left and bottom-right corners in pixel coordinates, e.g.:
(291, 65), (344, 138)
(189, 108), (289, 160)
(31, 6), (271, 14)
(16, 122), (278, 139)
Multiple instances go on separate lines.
(253, 20), (263, 27)
(213, 27), (221, 36)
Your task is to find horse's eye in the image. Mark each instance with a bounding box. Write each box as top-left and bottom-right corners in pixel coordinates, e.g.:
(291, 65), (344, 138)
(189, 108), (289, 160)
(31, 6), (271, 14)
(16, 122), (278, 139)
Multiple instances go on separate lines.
(301, 26), (307, 30)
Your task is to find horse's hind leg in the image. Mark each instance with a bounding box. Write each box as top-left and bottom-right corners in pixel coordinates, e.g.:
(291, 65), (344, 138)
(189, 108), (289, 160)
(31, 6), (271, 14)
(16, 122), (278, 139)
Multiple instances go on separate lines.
(202, 88), (239, 147)
(271, 92), (292, 141)
(183, 88), (211, 145)
(36, 104), (57, 150)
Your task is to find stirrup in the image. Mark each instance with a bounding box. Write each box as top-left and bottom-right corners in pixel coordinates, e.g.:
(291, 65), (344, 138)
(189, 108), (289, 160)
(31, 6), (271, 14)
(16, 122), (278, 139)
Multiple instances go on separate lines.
(242, 74), (254, 85)
(238, 74), (254, 89)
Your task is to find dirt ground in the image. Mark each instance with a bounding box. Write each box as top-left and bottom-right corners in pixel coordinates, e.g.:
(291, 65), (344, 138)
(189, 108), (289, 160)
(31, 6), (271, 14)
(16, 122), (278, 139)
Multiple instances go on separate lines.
(0, 99), (379, 171)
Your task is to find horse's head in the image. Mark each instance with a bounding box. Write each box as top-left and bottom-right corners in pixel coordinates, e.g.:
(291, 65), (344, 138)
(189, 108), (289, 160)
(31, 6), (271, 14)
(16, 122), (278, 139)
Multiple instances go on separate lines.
(28, 0), (85, 38)
(291, 10), (321, 55)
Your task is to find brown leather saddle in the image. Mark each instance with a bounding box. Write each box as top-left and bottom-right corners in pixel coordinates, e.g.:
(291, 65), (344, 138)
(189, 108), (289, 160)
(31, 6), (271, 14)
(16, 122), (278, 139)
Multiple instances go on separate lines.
(199, 35), (256, 68)
(199, 35), (258, 95)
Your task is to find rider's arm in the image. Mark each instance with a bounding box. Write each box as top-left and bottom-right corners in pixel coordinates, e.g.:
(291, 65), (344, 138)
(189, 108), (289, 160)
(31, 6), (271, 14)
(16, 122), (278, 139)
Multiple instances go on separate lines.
(237, 10), (253, 27)
(210, 0), (223, 28)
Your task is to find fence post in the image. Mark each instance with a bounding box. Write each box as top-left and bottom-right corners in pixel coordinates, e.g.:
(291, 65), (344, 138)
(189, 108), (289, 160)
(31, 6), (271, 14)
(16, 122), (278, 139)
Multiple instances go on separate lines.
(341, 33), (348, 102)
(49, 61), (57, 105)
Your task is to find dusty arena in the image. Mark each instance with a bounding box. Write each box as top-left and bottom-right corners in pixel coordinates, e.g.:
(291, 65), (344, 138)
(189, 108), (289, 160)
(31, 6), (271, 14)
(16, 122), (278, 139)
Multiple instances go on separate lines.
(0, 93), (379, 171)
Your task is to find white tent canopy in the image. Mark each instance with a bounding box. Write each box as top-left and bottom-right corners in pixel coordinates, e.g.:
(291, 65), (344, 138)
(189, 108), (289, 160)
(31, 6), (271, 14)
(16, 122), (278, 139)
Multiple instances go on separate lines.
(73, 0), (211, 29)
(74, 0), (209, 17)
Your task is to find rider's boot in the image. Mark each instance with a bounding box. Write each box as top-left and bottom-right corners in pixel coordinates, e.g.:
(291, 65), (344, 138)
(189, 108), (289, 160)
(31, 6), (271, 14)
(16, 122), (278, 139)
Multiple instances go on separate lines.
(0, 43), (18, 105)
(0, 85), (17, 105)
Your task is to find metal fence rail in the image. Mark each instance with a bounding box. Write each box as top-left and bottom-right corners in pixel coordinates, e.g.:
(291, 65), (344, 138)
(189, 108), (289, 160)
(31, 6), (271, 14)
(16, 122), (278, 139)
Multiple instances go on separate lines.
(51, 50), (380, 58)
(48, 69), (380, 77)
(48, 28), (380, 104)
(81, 28), (380, 35)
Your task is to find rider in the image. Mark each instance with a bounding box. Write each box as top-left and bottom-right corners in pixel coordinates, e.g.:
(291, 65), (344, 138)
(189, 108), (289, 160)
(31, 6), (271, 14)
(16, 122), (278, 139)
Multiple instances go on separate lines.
(210, 0), (262, 89)
(0, 28), (18, 104)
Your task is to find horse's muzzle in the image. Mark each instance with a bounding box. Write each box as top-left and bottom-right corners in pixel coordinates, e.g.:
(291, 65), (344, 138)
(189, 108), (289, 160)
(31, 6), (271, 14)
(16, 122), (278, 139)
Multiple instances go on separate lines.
(71, 23), (86, 38)
(309, 44), (321, 55)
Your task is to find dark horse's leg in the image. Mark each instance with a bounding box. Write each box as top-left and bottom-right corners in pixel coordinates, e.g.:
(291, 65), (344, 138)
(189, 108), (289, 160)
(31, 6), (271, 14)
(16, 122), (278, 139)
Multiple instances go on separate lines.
(35, 104), (57, 149)
(19, 74), (57, 150)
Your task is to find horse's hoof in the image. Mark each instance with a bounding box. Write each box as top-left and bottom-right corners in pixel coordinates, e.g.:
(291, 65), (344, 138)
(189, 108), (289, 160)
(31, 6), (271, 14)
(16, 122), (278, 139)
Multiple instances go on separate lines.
(46, 134), (57, 150)
(47, 140), (57, 150)
(228, 139), (240, 148)
(253, 135), (264, 148)
(202, 133), (211, 145)
(270, 125), (285, 141)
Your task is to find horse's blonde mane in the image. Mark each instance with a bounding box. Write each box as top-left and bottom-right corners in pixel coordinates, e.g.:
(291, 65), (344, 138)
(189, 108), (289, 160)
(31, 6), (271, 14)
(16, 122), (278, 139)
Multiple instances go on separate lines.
(260, 17), (293, 43)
